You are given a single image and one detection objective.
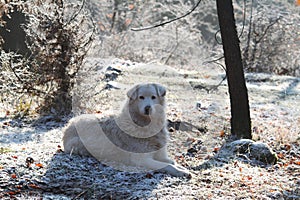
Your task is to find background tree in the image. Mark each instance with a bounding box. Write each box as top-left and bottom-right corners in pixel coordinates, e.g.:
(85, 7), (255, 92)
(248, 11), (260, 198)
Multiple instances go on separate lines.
(216, 0), (252, 139)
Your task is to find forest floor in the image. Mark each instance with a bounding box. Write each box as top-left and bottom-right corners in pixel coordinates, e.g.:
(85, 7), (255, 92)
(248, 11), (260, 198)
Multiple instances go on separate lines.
(0, 58), (299, 199)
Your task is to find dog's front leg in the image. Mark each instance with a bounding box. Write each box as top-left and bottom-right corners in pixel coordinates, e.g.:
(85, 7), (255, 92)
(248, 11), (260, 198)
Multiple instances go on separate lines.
(154, 146), (175, 164)
(132, 154), (190, 177)
(157, 164), (191, 178)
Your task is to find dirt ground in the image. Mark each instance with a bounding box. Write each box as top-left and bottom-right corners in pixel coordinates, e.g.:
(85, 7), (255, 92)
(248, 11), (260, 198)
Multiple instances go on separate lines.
(0, 58), (299, 199)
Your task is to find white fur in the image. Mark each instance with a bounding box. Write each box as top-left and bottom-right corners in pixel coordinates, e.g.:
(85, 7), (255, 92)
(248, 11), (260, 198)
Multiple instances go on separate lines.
(63, 83), (190, 177)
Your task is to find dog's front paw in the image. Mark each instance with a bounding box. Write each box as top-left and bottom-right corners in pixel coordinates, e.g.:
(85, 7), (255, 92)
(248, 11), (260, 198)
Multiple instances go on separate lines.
(159, 165), (191, 178)
(176, 167), (192, 179)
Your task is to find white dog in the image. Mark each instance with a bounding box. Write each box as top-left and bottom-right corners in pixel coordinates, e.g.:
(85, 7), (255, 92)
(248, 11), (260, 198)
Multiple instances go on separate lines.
(63, 83), (190, 177)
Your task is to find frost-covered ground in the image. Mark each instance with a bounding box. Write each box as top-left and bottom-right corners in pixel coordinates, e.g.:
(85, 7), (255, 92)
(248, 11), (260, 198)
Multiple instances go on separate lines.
(0, 59), (299, 199)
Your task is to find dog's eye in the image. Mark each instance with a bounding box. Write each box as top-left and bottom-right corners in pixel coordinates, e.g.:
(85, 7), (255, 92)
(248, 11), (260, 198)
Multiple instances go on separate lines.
(139, 96), (145, 100)
(151, 96), (156, 100)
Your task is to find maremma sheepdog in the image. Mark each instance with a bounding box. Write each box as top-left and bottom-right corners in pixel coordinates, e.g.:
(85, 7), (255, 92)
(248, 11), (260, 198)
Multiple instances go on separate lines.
(63, 83), (190, 177)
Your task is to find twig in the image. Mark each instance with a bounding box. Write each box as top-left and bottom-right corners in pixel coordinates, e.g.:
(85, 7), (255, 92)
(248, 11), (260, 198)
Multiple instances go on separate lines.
(131, 0), (203, 31)
(203, 56), (226, 71)
(208, 74), (227, 93)
(256, 17), (281, 43)
(65, 0), (86, 26)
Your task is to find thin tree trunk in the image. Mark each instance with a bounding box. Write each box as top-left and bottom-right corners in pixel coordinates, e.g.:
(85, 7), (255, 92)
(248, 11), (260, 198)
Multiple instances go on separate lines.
(216, 0), (252, 139)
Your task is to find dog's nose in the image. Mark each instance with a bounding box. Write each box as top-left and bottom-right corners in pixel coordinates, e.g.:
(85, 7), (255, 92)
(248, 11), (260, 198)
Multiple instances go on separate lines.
(144, 105), (152, 115)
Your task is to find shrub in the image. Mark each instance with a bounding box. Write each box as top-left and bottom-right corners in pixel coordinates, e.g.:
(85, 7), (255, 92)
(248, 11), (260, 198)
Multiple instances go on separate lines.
(0, 0), (95, 117)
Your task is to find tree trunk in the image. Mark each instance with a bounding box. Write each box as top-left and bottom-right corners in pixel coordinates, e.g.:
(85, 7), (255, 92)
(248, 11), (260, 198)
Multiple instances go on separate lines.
(216, 0), (252, 139)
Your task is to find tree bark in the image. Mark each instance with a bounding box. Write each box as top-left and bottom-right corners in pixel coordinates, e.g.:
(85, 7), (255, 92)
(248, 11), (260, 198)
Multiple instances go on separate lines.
(216, 0), (252, 139)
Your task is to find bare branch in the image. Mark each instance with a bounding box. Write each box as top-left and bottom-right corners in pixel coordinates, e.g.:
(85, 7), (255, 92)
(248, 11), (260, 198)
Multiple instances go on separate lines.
(131, 0), (203, 31)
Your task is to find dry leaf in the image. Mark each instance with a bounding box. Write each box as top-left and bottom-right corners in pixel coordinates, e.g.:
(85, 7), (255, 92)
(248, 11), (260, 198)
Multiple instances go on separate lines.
(145, 173), (153, 179)
(213, 147), (219, 153)
(11, 174), (17, 179)
(220, 130), (225, 137)
(277, 152), (284, 159)
(259, 173), (264, 176)
(28, 184), (40, 189)
(35, 163), (43, 168)
(294, 160), (300, 165)
(125, 18), (132, 26)
(3, 121), (10, 126)
(128, 4), (135, 10)
(284, 144), (291, 151)
(15, 185), (23, 189)
(7, 191), (17, 195)
(106, 13), (113, 19)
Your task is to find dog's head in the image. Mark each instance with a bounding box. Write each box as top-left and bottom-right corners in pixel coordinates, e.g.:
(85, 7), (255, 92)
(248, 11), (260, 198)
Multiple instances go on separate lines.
(127, 83), (166, 117)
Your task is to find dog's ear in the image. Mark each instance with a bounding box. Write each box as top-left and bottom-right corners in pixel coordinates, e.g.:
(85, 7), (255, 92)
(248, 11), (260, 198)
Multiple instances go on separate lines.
(127, 84), (139, 100)
(154, 84), (166, 97)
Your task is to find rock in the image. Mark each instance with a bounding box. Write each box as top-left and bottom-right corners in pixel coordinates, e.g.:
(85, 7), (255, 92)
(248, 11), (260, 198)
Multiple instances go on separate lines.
(104, 81), (127, 90)
(267, 190), (284, 199)
(218, 139), (278, 165)
(104, 66), (122, 82)
(196, 101), (201, 110)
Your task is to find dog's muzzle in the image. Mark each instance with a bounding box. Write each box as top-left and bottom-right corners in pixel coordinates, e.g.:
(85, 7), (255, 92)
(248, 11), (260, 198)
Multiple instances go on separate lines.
(144, 105), (152, 115)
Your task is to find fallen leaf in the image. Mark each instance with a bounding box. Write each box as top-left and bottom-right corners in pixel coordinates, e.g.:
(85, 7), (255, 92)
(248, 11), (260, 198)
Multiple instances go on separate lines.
(284, 143), (291, 151)
(277, 152), (284, 159)
(11, 174), (17, 179)
(213, 147), (219, 153)
(125, 18), (132, 26)
(6, 110), (10, 116)
(56, 149), (63, 153)
(35, 163), (43, 168)
(220, 130), (225, 137)
(289, 158), (296, 164)
(145, 173), (153, 178)
(128, 4), (135, 10)
(106, 13), (113, 19)
(3, 121), (10, 126)
(186, 137), (196, 143)
(7, 191), (17, 195)
(11, 155), (18, 159)
(294, 160), (300, 165)
(15, 185), (23, 189)
(28, 184), (40, 189)
(259, 173), (264, 176)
